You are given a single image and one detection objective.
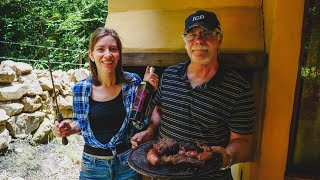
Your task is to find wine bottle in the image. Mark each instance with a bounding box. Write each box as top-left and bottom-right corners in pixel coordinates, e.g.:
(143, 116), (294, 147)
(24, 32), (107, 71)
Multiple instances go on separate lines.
(130, 67), (155, 130)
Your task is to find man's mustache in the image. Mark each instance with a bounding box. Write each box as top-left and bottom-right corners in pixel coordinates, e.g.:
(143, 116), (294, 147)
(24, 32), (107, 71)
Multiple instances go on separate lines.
(191, 45), (209, 50)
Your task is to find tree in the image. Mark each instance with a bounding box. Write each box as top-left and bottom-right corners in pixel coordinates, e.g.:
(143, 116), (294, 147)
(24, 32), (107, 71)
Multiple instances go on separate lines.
(0, 0), (108, 70)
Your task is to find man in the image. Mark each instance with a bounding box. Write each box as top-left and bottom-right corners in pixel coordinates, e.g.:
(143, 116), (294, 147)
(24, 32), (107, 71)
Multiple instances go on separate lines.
(131, 10), (256, 179)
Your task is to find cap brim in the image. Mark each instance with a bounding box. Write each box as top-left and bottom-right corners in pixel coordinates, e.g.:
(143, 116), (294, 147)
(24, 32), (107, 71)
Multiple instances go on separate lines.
(184, 22), (212, 34)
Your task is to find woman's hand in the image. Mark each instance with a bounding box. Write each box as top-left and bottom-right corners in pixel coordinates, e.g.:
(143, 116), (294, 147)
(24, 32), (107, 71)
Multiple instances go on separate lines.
(53, 120), (73, 137)
(143, 66), (159, 91)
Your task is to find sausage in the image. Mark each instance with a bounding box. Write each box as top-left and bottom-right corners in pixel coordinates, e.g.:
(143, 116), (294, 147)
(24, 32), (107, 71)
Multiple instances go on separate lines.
(147, 149), (161, 166)
(178, 150), (185, 155)
(185, 151), (198, 157)
(197, 151), (213, 161)
(200, 145), (212, 152)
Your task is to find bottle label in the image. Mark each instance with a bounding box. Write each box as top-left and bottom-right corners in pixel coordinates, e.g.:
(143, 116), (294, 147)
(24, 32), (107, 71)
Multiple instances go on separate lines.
(132, 88), (150, 112)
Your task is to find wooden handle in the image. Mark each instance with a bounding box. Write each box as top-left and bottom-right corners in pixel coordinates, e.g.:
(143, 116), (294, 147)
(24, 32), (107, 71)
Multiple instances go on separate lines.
(57, 112), (69, 145)
(62, 137), (68, 145)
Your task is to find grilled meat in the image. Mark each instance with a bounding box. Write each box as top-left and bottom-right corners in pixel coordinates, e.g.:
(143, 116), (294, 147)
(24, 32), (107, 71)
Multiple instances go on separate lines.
(147, 138), (219, 168)
(147, 149), (161, 166)
(185, 151), (198, 158)
(153, 138), (179, 156)
(179, 142), (200, 152)
(161, 154), (204, 166)
(197, 151), (213, 161)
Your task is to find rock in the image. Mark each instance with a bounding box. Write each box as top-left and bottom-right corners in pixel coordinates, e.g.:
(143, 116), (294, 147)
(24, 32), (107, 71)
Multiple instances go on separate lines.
(0, 102), (24, 116)
(61, 71), (71, 85)
(32, 118), (54, 144)
(53, 78), (63, 93)
(0, 128), (11, 152)
(20, 95), (42, 113)
(19, 73), (43, 96)
(40, 91), (50, 100)
(57, 95), (72, 110)
(0, 66), (15, 83)
(38, 77), (53, 91)
(60, 109), (73, 119)
(7, 112), (45, 137)
(15, 62), (32, 75)
(71, 68), (89, 82)
(40, 96), (54, 115)
(33, 69), (49, 79)
(0, 83), (28, 101)
(0, 109), (10, 123)
(0, 125), (5, 132)
(5, 117), (15, 137)
(0, 60), (15, 69)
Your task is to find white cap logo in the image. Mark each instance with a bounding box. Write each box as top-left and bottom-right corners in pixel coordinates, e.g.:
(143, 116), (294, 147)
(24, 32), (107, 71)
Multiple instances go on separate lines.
(192, 15), (205, 21)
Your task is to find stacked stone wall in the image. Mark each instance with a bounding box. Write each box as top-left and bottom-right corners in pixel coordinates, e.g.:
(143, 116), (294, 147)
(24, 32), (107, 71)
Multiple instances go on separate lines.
(0, 60), (89, 152)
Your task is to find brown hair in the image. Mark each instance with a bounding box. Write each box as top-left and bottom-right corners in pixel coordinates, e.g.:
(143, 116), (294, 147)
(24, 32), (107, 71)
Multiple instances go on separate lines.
(88, 27), (127, 86)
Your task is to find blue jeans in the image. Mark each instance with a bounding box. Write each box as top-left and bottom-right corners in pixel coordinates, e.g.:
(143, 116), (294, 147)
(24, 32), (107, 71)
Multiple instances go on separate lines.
(79, 149), (141, 180)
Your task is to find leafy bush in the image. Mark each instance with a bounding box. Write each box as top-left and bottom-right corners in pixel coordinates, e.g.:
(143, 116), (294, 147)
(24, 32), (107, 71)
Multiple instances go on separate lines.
(0, 0), (108, 70)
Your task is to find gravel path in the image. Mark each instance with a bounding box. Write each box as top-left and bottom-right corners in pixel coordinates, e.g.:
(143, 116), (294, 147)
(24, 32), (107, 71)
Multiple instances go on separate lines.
(0, 135), (84, 180)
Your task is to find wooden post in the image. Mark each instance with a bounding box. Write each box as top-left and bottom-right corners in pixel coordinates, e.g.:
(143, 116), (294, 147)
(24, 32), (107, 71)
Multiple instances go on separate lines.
(79, 51), (83, 68)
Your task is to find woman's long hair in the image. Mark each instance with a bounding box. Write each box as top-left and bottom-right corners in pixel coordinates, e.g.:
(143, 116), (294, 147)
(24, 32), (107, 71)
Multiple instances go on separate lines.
(88, 27), (127, 86)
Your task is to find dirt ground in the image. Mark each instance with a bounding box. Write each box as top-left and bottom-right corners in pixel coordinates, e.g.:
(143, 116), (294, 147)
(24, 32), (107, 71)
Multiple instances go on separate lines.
(0, 135), (84, 180)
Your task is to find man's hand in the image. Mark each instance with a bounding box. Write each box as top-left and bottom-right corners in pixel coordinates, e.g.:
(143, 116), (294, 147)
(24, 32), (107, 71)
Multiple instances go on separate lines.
(131, 105), (162, 148)
(211, 146), (232, 169)
(131, 128), (154, 148)
(211, 132), (254, 170)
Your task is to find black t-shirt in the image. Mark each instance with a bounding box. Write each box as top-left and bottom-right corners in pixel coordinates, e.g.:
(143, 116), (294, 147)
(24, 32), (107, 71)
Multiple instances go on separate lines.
(88, 91), (126, 144)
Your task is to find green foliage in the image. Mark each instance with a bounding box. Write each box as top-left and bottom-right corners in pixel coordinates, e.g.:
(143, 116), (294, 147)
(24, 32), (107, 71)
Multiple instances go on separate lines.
(0, 0), (108, 70)
(301, 5), (320, 85)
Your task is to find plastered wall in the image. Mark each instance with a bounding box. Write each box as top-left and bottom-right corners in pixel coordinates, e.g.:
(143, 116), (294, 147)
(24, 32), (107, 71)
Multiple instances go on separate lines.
(106, 0), (264, 52)
(259, 0), (304, 179)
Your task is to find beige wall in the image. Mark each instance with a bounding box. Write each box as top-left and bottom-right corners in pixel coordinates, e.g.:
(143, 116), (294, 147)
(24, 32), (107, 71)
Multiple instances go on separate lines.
(106, 0), (264, 52)
(259, 0), (304, 179)
(263, 0), (276, 52)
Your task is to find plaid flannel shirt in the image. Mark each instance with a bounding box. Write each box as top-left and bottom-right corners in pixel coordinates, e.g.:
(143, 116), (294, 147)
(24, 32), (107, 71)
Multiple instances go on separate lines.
(72, 72), (142, 155)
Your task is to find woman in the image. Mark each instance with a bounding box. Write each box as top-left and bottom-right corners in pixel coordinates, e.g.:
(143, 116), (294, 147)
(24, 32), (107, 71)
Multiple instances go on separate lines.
(53, 27), (158, 180)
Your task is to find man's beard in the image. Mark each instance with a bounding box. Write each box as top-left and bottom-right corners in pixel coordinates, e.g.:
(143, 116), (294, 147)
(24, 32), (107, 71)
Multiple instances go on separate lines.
(190, 55), (212, 65)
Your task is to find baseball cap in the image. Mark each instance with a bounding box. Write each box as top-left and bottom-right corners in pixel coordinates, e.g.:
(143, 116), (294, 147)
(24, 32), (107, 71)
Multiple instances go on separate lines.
(184, 10), (221, 34)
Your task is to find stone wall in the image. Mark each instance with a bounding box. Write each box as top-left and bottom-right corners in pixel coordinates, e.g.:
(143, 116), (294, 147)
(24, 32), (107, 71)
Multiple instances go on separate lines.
(0, 60), (89, 152)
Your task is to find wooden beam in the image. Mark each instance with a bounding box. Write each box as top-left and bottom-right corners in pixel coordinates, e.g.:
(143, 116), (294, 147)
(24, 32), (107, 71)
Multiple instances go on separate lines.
(122, 52), (267, 69)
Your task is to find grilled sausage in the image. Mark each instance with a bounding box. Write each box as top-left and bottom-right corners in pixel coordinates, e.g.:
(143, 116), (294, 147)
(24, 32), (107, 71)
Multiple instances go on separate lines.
(199, 145), (212, 152)
(178, 150), (185, 155)
(185, 151), (198, 158)
(197, 151), (213, 161)
(147, 149), (161, 166)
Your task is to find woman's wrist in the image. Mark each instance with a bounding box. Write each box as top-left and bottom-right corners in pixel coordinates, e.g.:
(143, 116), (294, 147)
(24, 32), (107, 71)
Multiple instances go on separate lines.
(69, 123), (80, 136)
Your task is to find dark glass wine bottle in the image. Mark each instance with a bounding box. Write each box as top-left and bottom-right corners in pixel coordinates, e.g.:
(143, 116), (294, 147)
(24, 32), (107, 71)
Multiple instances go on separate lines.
(130, 67), (155, 130)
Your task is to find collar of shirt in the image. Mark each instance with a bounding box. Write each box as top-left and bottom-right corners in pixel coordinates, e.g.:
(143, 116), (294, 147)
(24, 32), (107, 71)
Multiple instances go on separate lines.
(177, 59), (225, 89)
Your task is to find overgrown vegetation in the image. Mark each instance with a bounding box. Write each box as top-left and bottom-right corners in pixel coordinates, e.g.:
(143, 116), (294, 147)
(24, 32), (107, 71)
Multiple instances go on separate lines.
(0, 0), (108, 70)
(301, 2), (320, 84)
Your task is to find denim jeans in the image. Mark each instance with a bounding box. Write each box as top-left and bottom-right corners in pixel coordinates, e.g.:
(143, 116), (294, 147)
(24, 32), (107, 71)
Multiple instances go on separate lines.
(79, 149), (141, 180)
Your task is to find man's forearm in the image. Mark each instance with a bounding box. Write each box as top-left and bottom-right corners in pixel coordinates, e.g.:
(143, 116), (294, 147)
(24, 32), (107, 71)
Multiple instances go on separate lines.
(146, 105), (161, 134)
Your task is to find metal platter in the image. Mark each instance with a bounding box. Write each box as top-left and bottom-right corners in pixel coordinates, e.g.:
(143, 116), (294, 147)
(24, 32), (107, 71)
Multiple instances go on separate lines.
(128, 140), (222, 179)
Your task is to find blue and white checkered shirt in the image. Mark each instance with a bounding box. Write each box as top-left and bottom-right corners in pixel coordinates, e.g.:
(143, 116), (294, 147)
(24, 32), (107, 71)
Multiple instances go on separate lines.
(72, 72), (142, 155)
